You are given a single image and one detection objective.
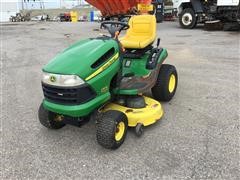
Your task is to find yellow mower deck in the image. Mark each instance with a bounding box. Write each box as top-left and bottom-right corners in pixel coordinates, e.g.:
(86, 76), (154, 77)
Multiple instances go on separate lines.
(103, 96), (163, 127)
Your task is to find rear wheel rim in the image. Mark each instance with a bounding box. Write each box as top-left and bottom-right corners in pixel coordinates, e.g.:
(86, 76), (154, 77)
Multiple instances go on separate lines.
(115, 122), (125, 141)
(182, 13), (192, 26)
(168, 74), (176, 93)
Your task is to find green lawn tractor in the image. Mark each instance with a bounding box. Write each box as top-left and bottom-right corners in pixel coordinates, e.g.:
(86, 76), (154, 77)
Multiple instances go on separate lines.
(39, 14), (178, 149)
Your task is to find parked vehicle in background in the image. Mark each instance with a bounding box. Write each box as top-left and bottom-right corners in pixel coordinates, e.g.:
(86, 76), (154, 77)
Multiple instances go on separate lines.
(60, 13), (71, 22)
(85, 0), (165, 23)
(9, 12), (31, 22)
(152, 0), (165, 22)
(31, 14), (50, 21)
(173, 0), (240, 30)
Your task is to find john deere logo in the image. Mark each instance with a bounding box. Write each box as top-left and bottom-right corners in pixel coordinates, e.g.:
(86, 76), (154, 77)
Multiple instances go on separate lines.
(50, 76), (56, 82)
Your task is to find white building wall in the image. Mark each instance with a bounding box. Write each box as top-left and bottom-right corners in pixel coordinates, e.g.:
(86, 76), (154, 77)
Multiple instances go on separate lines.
(0, 0), (20, 22)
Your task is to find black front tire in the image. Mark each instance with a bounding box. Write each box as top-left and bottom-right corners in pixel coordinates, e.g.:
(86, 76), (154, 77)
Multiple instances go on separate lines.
(179, 8), (197, 29)
(152, 64), (178, 102)
(96, 110), (128, 149)
(38, 103), (65, 129)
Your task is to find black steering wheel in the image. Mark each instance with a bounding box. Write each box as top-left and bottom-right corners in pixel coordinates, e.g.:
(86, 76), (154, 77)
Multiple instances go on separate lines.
(100, 21), (130, 38)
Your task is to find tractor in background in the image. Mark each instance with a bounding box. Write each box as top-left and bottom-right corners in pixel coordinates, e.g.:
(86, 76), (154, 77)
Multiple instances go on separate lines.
(173, 0), (240, 30)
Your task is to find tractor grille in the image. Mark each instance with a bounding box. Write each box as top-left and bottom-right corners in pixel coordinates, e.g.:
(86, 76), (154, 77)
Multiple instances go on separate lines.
(42, 83), (96, 105)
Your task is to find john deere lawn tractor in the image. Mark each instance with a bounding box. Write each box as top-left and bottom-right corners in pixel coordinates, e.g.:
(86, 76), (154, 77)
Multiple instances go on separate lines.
(39, 14), (178, 149)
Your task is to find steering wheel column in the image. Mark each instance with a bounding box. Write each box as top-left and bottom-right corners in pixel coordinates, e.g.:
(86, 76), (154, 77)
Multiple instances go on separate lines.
(100, 21), (130, 39)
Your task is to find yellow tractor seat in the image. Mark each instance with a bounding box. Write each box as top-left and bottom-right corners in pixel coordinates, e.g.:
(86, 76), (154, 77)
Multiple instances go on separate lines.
(120, 15), (157, 49)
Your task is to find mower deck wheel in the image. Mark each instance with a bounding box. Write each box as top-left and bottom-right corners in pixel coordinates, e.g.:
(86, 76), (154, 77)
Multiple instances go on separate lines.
(135, 123), (144, 137)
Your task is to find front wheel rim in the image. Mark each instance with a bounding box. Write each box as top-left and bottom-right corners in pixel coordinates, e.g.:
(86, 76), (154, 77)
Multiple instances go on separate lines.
(168, 74), (176, 93)
(115, 122), (125, 141)
(182, 13), (193, 26)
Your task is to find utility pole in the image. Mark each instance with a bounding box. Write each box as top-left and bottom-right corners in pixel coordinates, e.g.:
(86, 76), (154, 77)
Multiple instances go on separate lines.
(22, 0), (24, 10)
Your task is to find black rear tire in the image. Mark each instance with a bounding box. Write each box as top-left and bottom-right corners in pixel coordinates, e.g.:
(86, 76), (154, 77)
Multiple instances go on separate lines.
(152, 64), (178, 102)
(179, 8), (197, 29)
(96, 110), (128, 149)
(38, 103), (65, 129)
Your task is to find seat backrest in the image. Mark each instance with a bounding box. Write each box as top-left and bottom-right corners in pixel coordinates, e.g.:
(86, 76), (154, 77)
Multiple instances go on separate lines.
(126, 15), (156, 38)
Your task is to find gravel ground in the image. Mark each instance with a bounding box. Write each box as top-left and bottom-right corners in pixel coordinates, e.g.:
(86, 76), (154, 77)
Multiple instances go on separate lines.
(1, 21), (240, 180)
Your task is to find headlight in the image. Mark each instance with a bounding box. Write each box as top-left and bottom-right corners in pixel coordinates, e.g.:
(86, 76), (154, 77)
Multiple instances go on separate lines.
(42, 72), (85, 87)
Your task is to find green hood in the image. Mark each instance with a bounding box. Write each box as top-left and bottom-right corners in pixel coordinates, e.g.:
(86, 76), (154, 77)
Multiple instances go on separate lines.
(43, 38), (119, 79)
